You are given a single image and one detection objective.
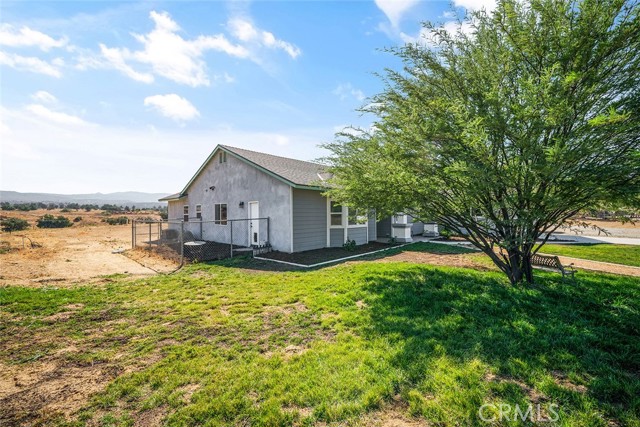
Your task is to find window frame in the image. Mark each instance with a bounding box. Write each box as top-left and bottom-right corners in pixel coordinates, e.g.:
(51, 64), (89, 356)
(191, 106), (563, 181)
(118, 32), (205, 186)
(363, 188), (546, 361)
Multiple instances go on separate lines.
(329, 201), (343, 228)
(195, 204), (202, 219)
(214, 203), (228, 225)
(183, 205), (189, 222)
(219, 151), (227, 163)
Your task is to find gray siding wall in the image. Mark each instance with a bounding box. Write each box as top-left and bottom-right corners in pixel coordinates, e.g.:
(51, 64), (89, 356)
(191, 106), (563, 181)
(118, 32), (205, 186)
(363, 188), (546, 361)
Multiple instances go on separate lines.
(292, 189), (327, 252)
(329, 228), (344, 247)
(367, 211), (377, 241)
(169, 152), (292, 252)
(411, 221), (424, 235)
(377, 217), (392, 239)
(347, 227), (368, 245)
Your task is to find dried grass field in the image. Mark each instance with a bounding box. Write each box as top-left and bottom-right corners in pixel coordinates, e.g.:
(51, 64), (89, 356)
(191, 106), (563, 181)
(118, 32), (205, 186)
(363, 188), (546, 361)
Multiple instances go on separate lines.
(0, 209), (176, 287)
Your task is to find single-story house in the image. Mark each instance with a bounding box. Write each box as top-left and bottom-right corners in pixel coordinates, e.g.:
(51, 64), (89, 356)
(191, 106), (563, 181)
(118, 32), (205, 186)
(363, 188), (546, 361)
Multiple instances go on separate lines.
(160, 145), (424, 253)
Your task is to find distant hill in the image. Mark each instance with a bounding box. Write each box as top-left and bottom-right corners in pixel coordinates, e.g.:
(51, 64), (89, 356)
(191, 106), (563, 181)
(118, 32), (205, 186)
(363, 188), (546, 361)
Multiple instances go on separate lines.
(0, 191), (169, 207)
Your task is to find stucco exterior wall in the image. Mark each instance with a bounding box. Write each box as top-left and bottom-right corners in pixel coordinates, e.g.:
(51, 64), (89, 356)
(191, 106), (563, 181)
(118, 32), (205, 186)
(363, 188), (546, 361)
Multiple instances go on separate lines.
(168, 200), (183, 221)
(169, 152), (293, 252)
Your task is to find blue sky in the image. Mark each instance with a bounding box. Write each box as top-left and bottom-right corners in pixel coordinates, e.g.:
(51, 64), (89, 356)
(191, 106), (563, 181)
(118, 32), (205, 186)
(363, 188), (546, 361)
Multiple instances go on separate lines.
(0, 0), (492, 194)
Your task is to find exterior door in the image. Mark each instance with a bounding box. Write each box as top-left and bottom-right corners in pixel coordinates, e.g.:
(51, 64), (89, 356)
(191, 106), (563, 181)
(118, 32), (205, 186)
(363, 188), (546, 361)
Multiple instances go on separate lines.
(248, 201), (259, 245)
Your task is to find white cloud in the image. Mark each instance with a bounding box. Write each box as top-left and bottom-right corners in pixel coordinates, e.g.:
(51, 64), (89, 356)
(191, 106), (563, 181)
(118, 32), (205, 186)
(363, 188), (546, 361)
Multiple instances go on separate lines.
(144, 94), (200, 122)
(99, 44), (154, 83)
(228, 18), (301, 59)
(400, 20), (474, 45)
(333, 83), (365, 102)
(94, 10), (249, 87)
(31, 91), (58, 104)
(0, 24), (68, 51)
(25, 104), (88, 126)
(453, 0), (496, 11)
(374, 0), (420, 28)
(0, 50), (62, 77)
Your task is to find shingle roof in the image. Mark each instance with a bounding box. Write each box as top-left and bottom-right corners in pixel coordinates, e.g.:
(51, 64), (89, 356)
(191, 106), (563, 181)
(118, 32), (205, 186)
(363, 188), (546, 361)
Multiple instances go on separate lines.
(158, 192), (185, 201)
(221, 145), (328, 187)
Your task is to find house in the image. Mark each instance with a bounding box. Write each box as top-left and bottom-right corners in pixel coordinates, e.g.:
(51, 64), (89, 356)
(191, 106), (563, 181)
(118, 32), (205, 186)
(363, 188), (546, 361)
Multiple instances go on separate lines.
(159, 145), (385, 254)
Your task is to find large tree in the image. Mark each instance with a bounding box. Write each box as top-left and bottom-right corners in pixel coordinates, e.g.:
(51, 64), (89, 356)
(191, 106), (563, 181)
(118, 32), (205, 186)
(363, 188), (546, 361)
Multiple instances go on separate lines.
(324, 0), (640, 284)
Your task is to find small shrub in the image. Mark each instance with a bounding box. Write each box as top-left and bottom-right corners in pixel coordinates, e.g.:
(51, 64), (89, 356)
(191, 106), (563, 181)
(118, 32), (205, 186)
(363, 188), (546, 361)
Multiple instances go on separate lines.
(1, 217), (29, 233)
(60, 208), (71, 213)
(104, 216), (129, 225)
(0, 241), (11, 253)
(439, 229), (452, 239)
(73, 216), (82, 223)
(36, 214), (72, 228)
(343, 238), (357, 251)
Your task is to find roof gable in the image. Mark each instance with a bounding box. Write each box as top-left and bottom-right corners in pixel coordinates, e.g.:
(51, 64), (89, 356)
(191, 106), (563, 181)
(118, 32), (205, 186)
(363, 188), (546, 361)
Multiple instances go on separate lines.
(165, 145), (329, 201)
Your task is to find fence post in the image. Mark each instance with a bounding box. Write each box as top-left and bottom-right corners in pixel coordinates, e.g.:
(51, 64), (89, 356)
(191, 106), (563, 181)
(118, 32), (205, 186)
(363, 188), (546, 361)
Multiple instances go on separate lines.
(267, 217), (270, 245)
(180, 221), (184, 265)
(230, 220), (233, 258)
(148, 222), (152, 248)
(131, 220), (135, 248)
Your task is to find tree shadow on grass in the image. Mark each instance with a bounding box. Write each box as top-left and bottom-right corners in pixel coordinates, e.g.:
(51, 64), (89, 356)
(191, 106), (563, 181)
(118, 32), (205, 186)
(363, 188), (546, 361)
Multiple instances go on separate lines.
(360, 266), (640, 424)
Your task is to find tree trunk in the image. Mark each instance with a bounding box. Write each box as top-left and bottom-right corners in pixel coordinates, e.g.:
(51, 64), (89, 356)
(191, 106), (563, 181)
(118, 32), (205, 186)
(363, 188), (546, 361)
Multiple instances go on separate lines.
(504, 248), (534, 285)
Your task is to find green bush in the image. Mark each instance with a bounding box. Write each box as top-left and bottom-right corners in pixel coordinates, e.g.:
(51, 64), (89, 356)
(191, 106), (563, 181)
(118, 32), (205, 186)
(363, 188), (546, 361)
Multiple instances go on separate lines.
(73, 216), (82, 223)
(104, 216), (129, 225)
(1, 217), (30, 233)
(36, 214), (73, 228)
(439, 229), (452, 239)
(343, 238), (357, 251)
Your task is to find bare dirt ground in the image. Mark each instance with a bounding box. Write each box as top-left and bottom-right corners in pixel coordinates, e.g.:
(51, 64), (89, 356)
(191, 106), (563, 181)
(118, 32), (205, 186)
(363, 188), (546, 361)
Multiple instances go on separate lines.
(0, 209), (177, 287)
(559, 218), (640, 238)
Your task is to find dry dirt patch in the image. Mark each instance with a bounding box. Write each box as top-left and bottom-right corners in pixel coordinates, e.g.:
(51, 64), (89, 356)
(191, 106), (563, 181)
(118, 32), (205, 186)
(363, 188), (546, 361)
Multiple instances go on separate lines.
(359, 250), (491, 271)
(0, 209), (173, 287)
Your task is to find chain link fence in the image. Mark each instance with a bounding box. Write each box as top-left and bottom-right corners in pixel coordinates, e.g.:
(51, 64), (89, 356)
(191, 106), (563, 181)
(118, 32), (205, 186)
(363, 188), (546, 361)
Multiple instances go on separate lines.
(132, 218), (270, 263)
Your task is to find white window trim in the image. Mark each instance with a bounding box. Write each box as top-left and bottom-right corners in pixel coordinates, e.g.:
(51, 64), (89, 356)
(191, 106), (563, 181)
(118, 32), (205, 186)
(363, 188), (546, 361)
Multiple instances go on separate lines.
(329, 200), (345, 229)
(183, 205), (189, 222)
(195, 204), (202, 219)
(214, 202), (228, 226)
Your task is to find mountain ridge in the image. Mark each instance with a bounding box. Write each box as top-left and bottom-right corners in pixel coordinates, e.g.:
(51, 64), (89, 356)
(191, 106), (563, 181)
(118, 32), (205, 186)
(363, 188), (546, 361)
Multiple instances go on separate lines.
(0, 190), (169, 205)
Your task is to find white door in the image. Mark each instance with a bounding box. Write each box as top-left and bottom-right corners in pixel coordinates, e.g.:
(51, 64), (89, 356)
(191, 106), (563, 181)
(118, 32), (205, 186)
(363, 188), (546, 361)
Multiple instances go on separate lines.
(248, 201), (259, 245)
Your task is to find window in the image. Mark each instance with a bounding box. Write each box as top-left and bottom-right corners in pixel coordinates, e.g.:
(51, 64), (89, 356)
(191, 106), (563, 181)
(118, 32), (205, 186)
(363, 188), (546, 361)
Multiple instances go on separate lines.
(219, 151), (227, 163)
(348, 209), (368, 226)
(183, 205), (189, 222)
(195, 204), (202, 219)
(330, 201), (343, 226)
(214, 203), (228, 225)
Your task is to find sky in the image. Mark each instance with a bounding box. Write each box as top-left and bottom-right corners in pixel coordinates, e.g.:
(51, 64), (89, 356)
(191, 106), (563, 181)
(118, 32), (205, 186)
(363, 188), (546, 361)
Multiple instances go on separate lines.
(0, 0), (494, 194)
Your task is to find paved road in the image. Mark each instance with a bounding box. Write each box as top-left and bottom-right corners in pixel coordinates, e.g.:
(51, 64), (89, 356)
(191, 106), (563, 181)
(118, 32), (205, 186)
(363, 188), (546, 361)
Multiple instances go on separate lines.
(548, 234), (640, 245)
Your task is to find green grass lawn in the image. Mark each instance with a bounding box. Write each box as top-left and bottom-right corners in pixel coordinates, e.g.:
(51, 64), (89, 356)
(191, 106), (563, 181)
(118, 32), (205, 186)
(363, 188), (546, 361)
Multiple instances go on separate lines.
(1, 253), (639, 426)
(539, 243), (640, 267)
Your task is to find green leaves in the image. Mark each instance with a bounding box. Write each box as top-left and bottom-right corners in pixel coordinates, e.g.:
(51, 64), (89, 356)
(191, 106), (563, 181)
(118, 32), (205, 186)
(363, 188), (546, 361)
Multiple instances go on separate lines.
(324, 0), (640, 284)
